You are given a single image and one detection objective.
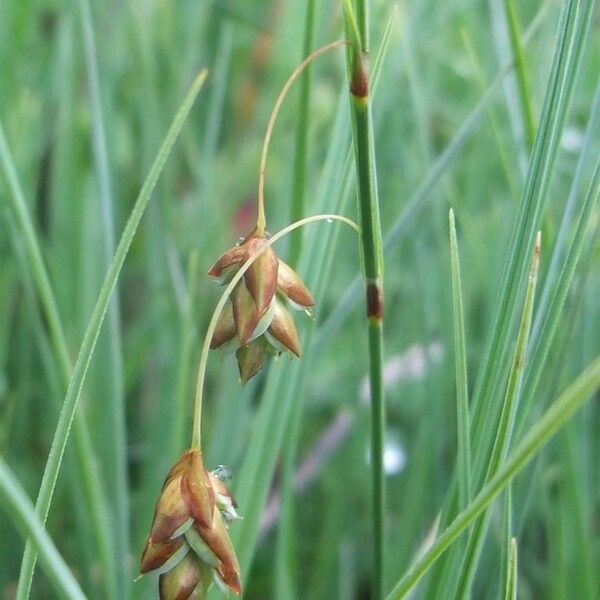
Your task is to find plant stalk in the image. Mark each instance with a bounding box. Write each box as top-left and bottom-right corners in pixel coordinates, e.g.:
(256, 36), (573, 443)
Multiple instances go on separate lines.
(343, 1), (386, 597)
(255, 40), (346, 234)
(288, 0), (316, 267)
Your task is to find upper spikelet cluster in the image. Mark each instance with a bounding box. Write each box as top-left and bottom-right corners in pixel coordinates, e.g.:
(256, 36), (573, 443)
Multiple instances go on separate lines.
(208, 228), (314, 383)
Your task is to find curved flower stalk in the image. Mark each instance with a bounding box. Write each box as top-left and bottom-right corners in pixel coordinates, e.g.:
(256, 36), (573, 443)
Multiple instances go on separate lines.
(208, 40), (346, 383)
(140, 450), (241, 598)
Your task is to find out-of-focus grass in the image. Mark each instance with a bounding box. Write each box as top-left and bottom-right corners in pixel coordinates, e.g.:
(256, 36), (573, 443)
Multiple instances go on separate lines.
(1, 1), (599, 599)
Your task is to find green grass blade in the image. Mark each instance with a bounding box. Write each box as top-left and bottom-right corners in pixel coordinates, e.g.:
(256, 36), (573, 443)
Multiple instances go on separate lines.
(287, 0), (316, 268)
(469, 0), (595, 486)
(449, 209), (471, 511)
(0, 121), (117, 598)
(504, 538), (518, 600)
(78, 0), (129, 594)
(3, 205), (113, 596)
(385, 353), (600, 599)
(0, 458), (87, 600)
(503, 0), (536, 150)
(454, 233), (540, 597)
(532, 80), (600, 343)
(13, 68), (207, 599)
(518, 104), (600, 438)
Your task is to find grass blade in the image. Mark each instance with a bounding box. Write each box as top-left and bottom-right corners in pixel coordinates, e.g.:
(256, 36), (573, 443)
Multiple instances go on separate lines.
(503, 0), (536, 150)
(469, 0), (594, 486)
(13, 68), (207, 599)
(0, 120), (117, 597)
(385, 353), (600, 599)
(518, 109), (600, 438)
(449, 209), (471, 511)
(78, 0), (129, 594)
(0, 458), (86, 600)
(454, 233), (540, 597)
(504, 538), (518, 600)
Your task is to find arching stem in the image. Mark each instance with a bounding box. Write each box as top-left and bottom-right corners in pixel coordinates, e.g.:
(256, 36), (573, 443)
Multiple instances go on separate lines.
(255, 40), (347, 235)
(191, 214), (359, 449)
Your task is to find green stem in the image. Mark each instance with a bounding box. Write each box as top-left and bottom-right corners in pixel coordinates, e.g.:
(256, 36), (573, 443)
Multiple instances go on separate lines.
(504, 0), (536, 150)
(386, 353), (600, 599)
(288, 0), (316, 267)
(343, 1), (386, 597)
(191, 214), (359, 450)
(172, 252), (200, 455)
(255, 40), (346, 234)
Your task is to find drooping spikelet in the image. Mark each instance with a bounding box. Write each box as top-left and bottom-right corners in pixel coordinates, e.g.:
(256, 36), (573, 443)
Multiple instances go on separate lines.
(208, 228), (314, 383)
(140, 450), (241, 599)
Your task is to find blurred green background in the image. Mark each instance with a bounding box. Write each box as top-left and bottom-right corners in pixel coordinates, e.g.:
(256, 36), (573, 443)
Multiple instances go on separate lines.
(1, 0), (599, 598)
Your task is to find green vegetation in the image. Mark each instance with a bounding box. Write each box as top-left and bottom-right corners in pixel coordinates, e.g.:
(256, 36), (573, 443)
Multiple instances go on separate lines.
(1, 1), (599, 599)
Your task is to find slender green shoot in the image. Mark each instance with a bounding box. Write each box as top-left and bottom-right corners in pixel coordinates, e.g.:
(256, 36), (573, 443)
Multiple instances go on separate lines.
(78, 0), (129, 594)
(13, 68), (207, 599)
(288, 0), (316, 267)
(255, 40), (347, 235)
(469, 0), (594, 479)
(504, 538), (518, 600)
(455, 232), (541, 598)
(503, 0), (536, 149)
(517, 159), (600, 438)
(0, 119), (117, 599)
(343, 1), (386, 597)
(449, 209), (471, 510)
(386, 353), (600, 599)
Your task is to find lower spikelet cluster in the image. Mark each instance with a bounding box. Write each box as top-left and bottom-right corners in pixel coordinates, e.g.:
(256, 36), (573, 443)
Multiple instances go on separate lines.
(140, 450), (241, 599)
(209, 229), (315, 383)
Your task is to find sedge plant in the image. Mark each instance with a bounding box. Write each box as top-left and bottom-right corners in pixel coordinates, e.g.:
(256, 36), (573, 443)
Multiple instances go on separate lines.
(2, 1), (600, 599)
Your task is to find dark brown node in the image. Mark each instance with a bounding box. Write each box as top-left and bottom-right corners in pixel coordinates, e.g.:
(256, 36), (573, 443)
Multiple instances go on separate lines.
(366, 282), (384, 320)
(350, 53), (370, 99)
